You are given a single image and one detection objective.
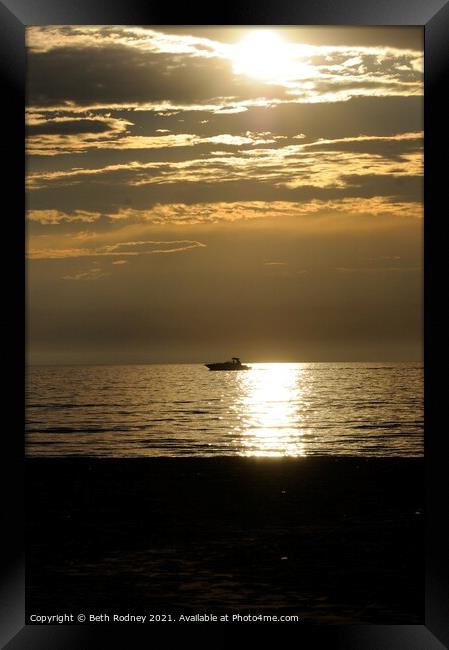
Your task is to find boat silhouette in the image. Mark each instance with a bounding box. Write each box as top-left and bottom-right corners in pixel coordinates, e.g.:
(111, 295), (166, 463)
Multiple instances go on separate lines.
(205, 357), (250, 371)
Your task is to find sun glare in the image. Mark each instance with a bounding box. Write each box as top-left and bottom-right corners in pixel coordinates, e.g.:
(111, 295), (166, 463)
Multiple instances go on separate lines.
(234, 363), (306, 457)
(231, 30), (295, 83)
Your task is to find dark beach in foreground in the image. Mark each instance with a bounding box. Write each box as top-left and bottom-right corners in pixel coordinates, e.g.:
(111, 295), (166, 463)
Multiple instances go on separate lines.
(26, 457), (423, 624)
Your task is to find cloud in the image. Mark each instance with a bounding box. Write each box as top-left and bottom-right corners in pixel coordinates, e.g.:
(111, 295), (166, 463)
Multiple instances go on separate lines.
(26, 131), (422, 196)
(62, 266), (110, 281)
(26, 128), (280, 156)
(27, 198), (422, 229)
(27, 26), (227, 57)
(26, 27), (422, 114)
(120, 197), (421, 223)
(26, 197), (420, 269)
(27, 26), (423, 56)
(29, 239), (206, 260)
(302, 131), (422, 149)
(27, 209), (102, 224)
(26, 115), (131, 136)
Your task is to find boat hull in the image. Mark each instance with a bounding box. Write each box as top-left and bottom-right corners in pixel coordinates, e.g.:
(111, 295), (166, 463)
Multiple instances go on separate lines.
(205, 363), (250, 371)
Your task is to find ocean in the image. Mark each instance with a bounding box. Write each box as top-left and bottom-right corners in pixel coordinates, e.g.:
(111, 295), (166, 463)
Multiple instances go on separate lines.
(25, 362), (423, 458)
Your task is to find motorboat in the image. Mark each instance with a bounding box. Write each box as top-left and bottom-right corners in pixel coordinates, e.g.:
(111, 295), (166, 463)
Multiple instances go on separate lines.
(205, 357), (250, 371)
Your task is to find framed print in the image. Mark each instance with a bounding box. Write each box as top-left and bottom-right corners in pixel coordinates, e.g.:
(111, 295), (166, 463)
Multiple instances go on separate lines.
(1, 0), (447, 648)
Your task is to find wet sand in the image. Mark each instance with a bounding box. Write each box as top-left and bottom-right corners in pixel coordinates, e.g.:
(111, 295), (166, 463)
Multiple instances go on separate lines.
(26, 457), (423, 623)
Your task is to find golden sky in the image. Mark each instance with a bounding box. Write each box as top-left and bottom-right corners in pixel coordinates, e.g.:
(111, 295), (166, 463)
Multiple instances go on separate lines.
(26, 27), (423, 363)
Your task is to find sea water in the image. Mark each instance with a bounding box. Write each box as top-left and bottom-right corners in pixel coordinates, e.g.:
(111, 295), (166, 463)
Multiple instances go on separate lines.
(26, 362), (423, 458)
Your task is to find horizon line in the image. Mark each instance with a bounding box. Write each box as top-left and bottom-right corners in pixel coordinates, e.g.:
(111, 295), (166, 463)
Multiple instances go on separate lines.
(26, 359), (424, 368)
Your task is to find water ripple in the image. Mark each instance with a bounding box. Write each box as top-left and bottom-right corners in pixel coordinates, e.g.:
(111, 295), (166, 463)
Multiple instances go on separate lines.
(26, 362), (423, 458)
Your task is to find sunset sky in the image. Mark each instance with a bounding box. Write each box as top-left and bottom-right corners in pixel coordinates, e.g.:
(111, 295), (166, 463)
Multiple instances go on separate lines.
(26, 26), (423, 364)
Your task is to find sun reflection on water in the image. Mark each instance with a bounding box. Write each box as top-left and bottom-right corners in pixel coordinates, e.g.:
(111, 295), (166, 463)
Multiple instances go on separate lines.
(233, 363), (306, 457)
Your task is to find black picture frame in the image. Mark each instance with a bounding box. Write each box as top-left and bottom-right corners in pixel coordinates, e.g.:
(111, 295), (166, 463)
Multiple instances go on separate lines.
(1, 1), (447, 647)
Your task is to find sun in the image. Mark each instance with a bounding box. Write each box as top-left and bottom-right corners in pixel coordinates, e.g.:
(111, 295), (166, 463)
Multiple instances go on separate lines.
(231, 30), (295, 83)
